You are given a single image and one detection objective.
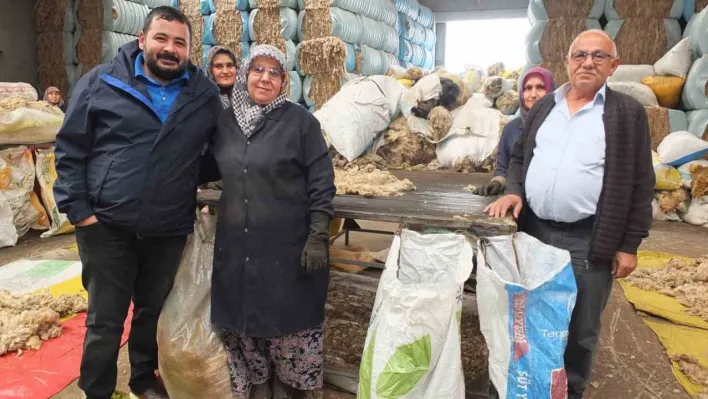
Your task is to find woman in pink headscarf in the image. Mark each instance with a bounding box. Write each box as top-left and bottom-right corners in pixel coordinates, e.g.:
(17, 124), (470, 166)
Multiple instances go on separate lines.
(43, 86), (66, 112)
(474, 67), (555, 196)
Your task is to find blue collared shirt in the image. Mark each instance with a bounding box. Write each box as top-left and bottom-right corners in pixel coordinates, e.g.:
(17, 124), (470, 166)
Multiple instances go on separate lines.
(524, 83), (607, 223)
(134, 53), (189, 123)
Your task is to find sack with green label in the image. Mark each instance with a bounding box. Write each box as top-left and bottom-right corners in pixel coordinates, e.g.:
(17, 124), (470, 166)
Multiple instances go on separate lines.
(357, 229), (472, 399)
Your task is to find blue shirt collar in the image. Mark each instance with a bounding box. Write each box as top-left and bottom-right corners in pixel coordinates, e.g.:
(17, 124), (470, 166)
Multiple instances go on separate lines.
(555, 82), (606, 105)
(134, 52), (189, 86)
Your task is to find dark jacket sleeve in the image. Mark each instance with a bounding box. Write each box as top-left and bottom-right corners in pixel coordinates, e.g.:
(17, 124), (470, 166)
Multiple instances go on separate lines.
(303, 114), (335, 219)
(198, 105), (222, 185)
(53, 72), (96, 224)
(494, 117), (521, 179)
(504, 116), (532, 197)
(618, 107), (655, 255)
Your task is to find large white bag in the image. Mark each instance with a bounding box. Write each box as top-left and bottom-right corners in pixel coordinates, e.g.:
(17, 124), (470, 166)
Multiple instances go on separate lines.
(157, 214), (242, 399)
(606, 81), (659, 106)
(657, 131), (708, 166)
(681, 196), (708, 227)
(315, 76), (406, 161)
(400, 74), (442, 118)
(357, 230), (472, 399)
(654, 37), (693, 79)
(435, 107), (505, 167)
(476, 233), (577, 399)
(608, 65), (656, 83)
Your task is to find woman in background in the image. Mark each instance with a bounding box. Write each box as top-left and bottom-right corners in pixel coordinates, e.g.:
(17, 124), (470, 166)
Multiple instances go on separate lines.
(474, 67), (555, 196)
(206, 45), (238, 108)
(43, 86), (66, 112)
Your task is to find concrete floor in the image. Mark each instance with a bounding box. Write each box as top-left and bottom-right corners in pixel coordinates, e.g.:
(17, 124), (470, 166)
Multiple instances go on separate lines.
(1, 219), (704, 399)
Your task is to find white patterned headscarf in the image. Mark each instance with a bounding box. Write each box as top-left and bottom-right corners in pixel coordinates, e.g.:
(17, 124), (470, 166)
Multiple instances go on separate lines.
(231, 45), (288, 137)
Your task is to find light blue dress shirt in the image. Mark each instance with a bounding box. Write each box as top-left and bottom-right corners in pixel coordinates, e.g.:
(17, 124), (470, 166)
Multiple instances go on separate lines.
(525, 83), (607, 223)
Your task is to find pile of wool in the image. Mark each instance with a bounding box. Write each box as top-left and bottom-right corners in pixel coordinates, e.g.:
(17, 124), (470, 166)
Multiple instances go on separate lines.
(411, 77), (460, 119)
(334, 166), (415, 197)
(451, 153), (498, 174)
(428, 106), (453, 142)
(0, 289), (87, 355)
(655, 188), (689, 213)
(374, 117), (436, 168)
(691, 164), (708, 199)
(671, 354), (708, 397)
(487, 62), (505, 77)
(626, 255), (708, 321)
(331, 152), (388, 171)
(435, 70), (472, 109)
(482, 76), (513, 100)
(0, 97), (65, 117)
(495, 90), (520, 115)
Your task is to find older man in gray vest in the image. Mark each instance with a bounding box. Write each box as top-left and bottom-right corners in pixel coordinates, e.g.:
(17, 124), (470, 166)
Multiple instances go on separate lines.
(486, 30), (655, 398)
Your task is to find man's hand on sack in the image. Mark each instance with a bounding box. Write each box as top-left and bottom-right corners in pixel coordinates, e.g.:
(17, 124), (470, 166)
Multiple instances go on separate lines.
(612, 251), (637, 279)
(485, 194), (523, 219)
(76, 215), (98, 227)
(473, 180), (504, 197)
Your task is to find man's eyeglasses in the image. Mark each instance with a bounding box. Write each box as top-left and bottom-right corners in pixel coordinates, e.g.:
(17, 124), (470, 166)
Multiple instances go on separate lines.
(569, 50), (614, 64)
(250, 65), (283, 79)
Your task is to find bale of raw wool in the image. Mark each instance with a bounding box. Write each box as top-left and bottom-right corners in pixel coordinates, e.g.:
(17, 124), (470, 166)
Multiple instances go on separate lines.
(105, 0), (151, 36)
(298, 37), (347, 76)
(375, 117), (436, 168)
(101, 31), (137, 63)
(37, 34), (69, 75)
(75, 28), (103, 78)
(605, 18), (682, 65)
(604, 0), (683, 19)
(38, 67), (70, 98)
(255, 0), (287, 8)
(428, 106), (453, 142)
(527, 0), (604, 22)
(179, 0), (202, 66)
(646, 106), (672, 151)
(74, 0), (103, 31)
(249, 7), (298, 41)
(212, 10), (244, 50)
(681, 55), (708, 110)
(526, 18), (602, 65)
(35, 0), (75, 33)
(252, 7), (281, 41)
(298, 8), (334, 41)
(524, 62), (569, 86)
(684, 7), (708, 59)
(496, 91), (520, 115)
(310, 74), (343, 109)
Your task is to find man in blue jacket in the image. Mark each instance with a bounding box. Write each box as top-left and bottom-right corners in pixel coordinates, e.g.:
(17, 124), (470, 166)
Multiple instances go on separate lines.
(53, 7), (221, 399)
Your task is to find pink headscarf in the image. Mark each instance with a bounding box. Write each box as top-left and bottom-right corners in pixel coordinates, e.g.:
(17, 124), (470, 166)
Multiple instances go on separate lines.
(520, 67), (555, 118)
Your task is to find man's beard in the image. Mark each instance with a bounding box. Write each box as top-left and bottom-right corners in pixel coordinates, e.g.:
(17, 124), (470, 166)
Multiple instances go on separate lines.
(145, 50), (187, 82)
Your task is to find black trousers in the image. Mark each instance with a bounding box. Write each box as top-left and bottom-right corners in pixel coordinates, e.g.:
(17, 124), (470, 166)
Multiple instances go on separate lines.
(75, 222), (187, 399)
(524, 211), (613, 399)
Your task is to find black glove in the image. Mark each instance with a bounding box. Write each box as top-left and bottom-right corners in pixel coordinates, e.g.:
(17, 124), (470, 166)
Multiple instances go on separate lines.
(473, 180), (504, 197)
(301, 212), (330, 274)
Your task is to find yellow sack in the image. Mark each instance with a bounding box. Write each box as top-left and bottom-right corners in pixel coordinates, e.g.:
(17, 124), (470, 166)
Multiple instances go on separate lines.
(653, 152), (682, 190)
(641, 76), (686, 109)
(397, 78), (414, 88)
(35, 148), (75, 237)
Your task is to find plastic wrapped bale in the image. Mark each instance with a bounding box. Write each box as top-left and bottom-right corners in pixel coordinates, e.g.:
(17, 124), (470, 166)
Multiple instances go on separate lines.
(179, 0), (203, 66)
(74, 0), (103, 31)
(604, 0), (683, 19)
(606, 81), (659, 107)
(641, 76), (686, 109)
(37, 32), (75, 91)
(435, 71), (471, 109)
(487, 62), (505, 77)
(683, 7), (708, 59)
(653, 38), (693, 79)
(495, 90), (519, 115)
(101, 31), (137, 64)
(428, 106), (453, 142)
(684, 0), (708, 20)
(34, 0), (75, 33)
(249, 7), (297, 41)
(482, 77), (512, 101)
(645, 106), (688, 151)
(436, 107), (506, 170)
(249, 0), (296, 9)
(374, 117), (436, 168)
(157, 214), (244, 399)
(526, 18), (601, 65)
(200, 0), (215, 14)
(527, 0), (604, 22)
(75, 28), (103, 78)
(524, 61), (569, 86)
(210, 10), (244, 50)
(288, 71), (303, 103)
(0, 97), (65, 145)
(604, 18), (682, 65)
(105, 0), (151, 35)
(681, 56), (708, 110)
(687, 109), (708, 140)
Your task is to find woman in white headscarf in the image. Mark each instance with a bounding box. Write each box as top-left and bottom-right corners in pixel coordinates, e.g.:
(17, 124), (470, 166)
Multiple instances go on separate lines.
(202, 45), (335, 397)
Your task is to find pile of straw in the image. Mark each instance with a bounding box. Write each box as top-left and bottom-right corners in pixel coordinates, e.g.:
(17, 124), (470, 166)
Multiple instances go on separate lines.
(645, 106), (670, 151)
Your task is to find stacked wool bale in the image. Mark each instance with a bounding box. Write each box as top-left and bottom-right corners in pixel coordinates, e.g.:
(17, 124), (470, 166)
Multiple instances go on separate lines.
(525, 0), (604, 86)
(201, 0), (245, 71)
(297, 0), (399, 78)
(246, 0), (299, 102)
(181, 0), (205, 67)
(395, 1), (435, 70)
(297, 0), (347, 110)
(603, 0), (682, 65)
(35, 0), (77, 97)
(684, 0), (708, 20)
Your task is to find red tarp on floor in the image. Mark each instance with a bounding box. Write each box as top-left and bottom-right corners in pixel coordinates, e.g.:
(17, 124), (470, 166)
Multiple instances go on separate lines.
(0, 310), (132, 399)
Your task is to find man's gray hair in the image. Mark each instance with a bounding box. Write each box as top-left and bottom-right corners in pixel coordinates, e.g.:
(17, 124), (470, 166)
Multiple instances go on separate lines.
(567, 29), (618, 57)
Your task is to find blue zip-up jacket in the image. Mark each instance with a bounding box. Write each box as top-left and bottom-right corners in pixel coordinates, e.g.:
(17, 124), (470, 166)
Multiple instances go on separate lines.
(54, 40), (221, 237)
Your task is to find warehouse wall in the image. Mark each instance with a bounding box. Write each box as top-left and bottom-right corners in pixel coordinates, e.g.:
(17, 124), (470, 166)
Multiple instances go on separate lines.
(0, 0), (38, 87)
